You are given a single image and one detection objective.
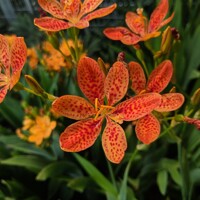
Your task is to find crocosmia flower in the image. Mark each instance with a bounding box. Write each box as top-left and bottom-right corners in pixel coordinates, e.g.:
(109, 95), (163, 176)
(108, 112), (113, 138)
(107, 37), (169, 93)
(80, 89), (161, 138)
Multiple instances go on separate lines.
(34, 0), (117, 32)
(0, 34), (27, 103)
(103, 0), (174, 45)
(128, 60), (184, 144)
(52, 56), (162, 163)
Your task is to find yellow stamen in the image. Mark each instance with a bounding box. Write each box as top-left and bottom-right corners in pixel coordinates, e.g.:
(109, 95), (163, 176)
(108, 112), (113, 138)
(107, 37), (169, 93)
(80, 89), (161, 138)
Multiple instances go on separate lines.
(95, 98), (98, 112)
(139, 89), (146, 95)
(94, 107), (104, 120)
(100, 105), (115, 109)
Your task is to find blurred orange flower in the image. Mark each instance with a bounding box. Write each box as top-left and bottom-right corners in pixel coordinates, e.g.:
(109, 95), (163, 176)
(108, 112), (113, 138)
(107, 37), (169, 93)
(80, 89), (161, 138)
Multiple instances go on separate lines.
(27, 47), (39, 69)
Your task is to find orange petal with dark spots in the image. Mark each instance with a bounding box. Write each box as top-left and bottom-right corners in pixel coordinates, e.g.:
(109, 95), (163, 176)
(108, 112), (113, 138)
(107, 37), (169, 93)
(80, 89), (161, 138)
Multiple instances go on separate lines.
(104, 61), (129, 106)
(126, 11), (146, 36)
(10, 37), (27, 88)
(154, 93), (185, 112)
(135, 114), (160, 144)
(110, 93), (162, 122)
(52, 95), (96, 120)
(102, 117), (127, 163)
(148, 0), (171, 32)
(77, 57), (105, 105)
(38, 0), (65, 19)
(0, 86), (8, 104)
(60, 118), (103, 152)
(121, 33), (141, 45)
(128, 61), (146, 94)
(34, 17), (71, 32)
(147, 60), (173, 93)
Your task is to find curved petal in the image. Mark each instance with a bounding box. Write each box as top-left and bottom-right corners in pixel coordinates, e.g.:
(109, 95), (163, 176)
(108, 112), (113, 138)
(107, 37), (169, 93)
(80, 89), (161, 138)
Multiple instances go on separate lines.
(102, 117), (127, 164)
(82, 4), (117, 22)
(104, 61), (129, 106)
(10, 37), (27, 88)
(0, 34), (10, 72)
(77, 57), (105, 105)
(38, 0), (65, 19)
(103, 27), (131, 41)
(128, 61), (146, 94)
(52, 95), (96, 120)
(159, 12), (174, 29)
(125, 11), (146, 36)
(0, 86), (8, 104)
(60, 118), (103, 152)
(34, 17), (71, 32)
(148, 0), (170, 32)
(121, 33), (141, 45)
(63, 0), (81, 18)
(154, 93), (185, 112)
(135, 114), (160, 144)
(73, 19), (89, 29)
(110, 93), (162, 122)
(80, 0), (103, 17)
(147, 60), (173, 93)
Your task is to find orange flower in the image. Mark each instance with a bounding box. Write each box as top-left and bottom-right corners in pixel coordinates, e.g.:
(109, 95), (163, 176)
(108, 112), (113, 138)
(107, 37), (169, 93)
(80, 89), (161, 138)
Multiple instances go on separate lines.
(16, 115), (56, 146)
(34, 0), (117, 32)
(104, 0), (174, 45)
(0, 34), (27, 103)
(27, 47), (39, 69)
(128, 60), (184, 144)
(52, 56), (162, 163)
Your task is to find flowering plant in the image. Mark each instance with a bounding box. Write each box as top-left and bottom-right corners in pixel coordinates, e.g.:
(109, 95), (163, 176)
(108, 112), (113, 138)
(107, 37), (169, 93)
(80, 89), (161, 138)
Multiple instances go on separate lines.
(1, 0), (200, 199)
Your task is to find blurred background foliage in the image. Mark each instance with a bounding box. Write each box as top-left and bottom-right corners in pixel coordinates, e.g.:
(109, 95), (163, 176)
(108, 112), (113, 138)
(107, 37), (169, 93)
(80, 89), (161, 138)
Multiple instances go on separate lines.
(0, 0), (200, 199)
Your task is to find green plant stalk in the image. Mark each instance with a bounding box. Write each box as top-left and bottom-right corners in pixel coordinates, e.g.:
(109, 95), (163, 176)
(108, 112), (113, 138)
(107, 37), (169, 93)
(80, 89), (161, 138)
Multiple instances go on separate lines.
(107, 159), (117, 189)
(72, 27), (80, 63)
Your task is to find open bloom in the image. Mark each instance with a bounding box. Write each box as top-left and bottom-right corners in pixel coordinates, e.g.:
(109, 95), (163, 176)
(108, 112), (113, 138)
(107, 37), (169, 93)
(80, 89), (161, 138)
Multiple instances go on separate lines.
(129, 60), (184, 144)
(104, 0), (174, 45)
(0, 34), (27, 103)
(52, 56), (161, 163)
(34, 0), (117, 32)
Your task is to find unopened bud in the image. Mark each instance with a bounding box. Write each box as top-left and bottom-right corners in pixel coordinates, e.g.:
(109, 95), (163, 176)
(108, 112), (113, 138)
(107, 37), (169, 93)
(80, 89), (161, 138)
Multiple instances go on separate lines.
(191, 88), (200, 106)
(97, 57), (108, 75)
(161, 26), (173, 54)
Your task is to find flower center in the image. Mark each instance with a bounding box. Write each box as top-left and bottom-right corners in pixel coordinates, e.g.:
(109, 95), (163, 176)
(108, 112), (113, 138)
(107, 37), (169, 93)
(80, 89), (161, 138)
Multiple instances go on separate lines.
(94, 98), (115, 120)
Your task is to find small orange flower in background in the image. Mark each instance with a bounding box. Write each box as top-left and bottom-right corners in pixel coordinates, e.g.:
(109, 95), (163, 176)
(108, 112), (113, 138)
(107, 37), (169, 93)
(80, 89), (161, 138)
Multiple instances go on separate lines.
(0, 34), (27, 103)
(52, 56), (162, 163)
(104, 0), (174, 45)
(17, 115), (56, 146)
(27, 47), (39, 69)
(128, 60), (184, 144)
(34, 0), (117, 32)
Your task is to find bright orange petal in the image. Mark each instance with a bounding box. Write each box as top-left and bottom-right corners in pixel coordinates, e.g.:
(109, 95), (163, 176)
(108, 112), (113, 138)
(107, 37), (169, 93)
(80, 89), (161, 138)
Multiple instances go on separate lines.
(73, 19), (89, 29)
(159, 12), (174, 28)
(0, 86), (8, 104)
(121, 33), (141, 45)
(82, 4), (117, 22)
(80, 0), (103, 17)
(110, 93), (162, 122)
(148, 0), (169, 32)
(102, 117), (127, 164)
(60, 118), (103, 152)
(104, 61), (129, 106)
(125, 11), (146, 36)
(52, 95), (96, 120)
(38, 0), (65, 19)
(154, 93), (185, 112)
(10, 37), (27, 88)
(0, 34), (10, 71)
(34, 17), (71, 32)
(103, 27), (131, 41)
(77, 57), (105, 105)
(147, 60), (173, 93)
(128, 61), (146, 94)
(135, 114), (160, 144)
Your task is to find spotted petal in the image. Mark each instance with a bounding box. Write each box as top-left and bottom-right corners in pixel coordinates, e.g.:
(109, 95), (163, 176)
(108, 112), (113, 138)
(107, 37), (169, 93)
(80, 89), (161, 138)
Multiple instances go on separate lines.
(34, 17), (71, 32)
(126, 11), (145, 36)
(10, 37), (27, 88)
(154, 93), (185, 112)
(60, 118), (103, 152)
(128, 61), (146, 94)
(121, 33), (141, 45)
(110, 93), (162, 122)
(77, 57), (105, 105)
(104, 61), (129, 106)
(82, 4), (117, 22)
(52, 95), (96, 120)
(136, 114), (160, 144)
(147, 60), (173, 93)
(0, 34), (10, 72)
(38, 0), (65, 19)
(148, 0), (170, 32)
(102, 117), (127, 164)
(0, 86), (8, 104)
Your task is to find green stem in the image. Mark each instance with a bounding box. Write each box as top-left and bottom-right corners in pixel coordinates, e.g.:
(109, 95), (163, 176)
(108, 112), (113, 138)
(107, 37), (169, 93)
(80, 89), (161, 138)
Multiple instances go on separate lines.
(72, 27), (79, 63)
(107, 160), (117, 189)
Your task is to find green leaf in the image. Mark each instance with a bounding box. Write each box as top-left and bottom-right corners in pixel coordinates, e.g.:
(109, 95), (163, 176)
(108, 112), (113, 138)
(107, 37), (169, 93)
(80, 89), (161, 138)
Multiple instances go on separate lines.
(73, 153), (118, 198)
(0, 155), (49, 173)
(67, 177), (91, 192)
(157, 170), (168, 195)
(36, 161), (82, 181)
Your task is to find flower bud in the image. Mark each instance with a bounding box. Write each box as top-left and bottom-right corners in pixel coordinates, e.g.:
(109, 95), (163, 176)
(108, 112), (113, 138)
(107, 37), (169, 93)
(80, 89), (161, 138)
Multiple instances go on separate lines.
(191, 88), (200, 106)
(161, 26), (173, 54)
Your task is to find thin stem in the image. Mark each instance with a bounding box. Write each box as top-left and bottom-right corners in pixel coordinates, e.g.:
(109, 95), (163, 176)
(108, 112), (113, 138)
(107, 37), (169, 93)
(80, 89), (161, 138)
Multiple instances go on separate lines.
(106, 159), (117, 189)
